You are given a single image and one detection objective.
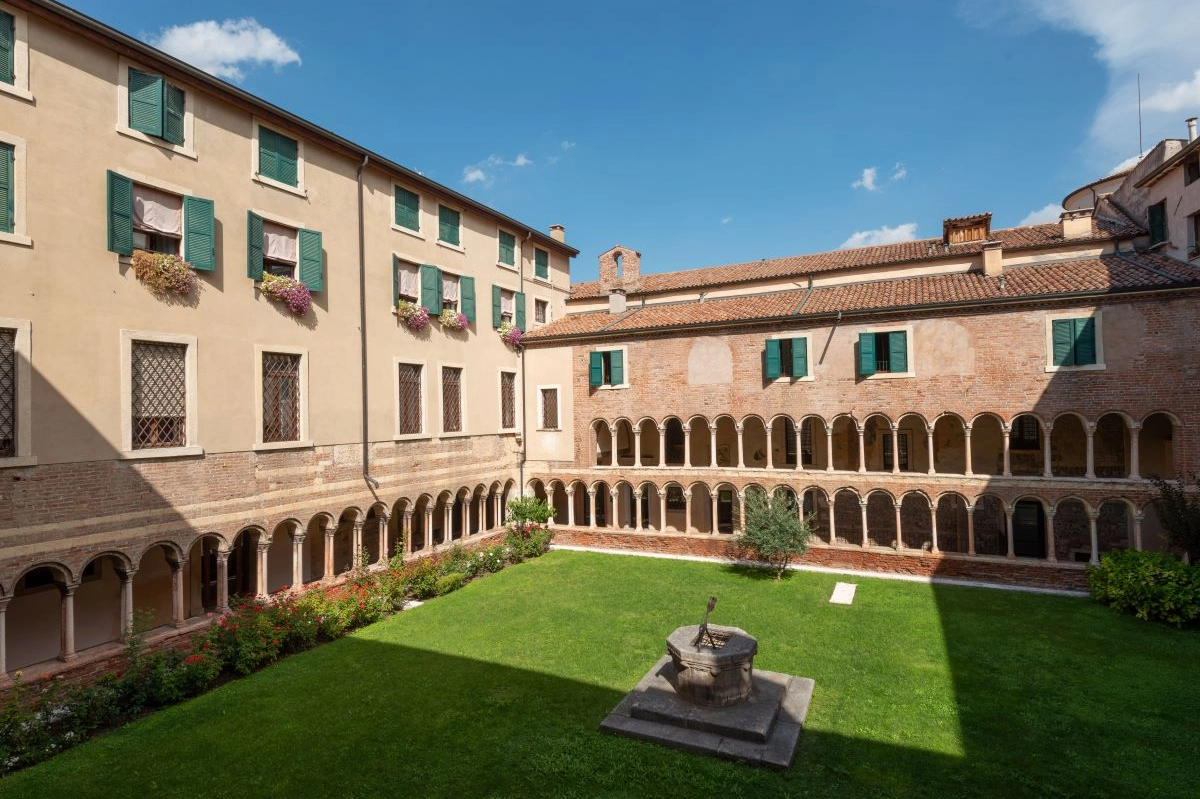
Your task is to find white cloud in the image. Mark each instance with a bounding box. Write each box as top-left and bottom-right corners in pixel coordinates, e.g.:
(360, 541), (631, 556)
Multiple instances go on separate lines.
(891, 162), (907, 181)
(462, 167), (489, 185)
(1019, 203), (1063, 226)
(1108, 153), (1143, 174)
(512, 154), (533, 167)
(721, 216), (733, 225)
(560, 141), (576, 151)
(838, 223), (919, 249)
(148, 19), (300, 82)
(1143, 68), (1200, 113)
(852, 167), (879, 191)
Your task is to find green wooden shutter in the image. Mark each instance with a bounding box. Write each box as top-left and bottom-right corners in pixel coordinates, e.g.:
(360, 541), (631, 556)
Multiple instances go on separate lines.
(0, 11), (14, 86)
(1051, 319), (1074, 366)
(460, 276), (476, 322)
(182, 196), (214, 270)
(535, 248), (549, 279)
(420, 264), (442, 314)
(589, 352), (604, 387)
(515, 291), (527, 331)
(858, 332), (876, 376)
(1073, 317), (1096, 365)
(792, 337), (808, 378)
(392, 256), (400, 304)
(128, 68), (164, 137)
(298, 229), (323, 291)
(394, 187), (419, 231)
(106, 170), (133, 255)
(888, 331), (908, 373)
(498, 231), (515, 265)
(0, 142), (12, 234)
(259, 127), (298, 186)
(246, 211), (264, 280)
(438, 206), (460, 245)
(163, 84), (185, 145)
(492, 285), (503, 329)
(764, 339), (782, 380)
(609, 350), (624, 385)
(1148, 202), (1166, 245)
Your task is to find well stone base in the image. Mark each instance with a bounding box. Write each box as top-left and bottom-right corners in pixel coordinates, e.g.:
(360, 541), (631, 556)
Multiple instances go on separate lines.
(600, 655), (814, 769)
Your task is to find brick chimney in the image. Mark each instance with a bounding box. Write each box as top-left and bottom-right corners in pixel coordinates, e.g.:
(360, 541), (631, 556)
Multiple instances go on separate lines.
(1060, 208), (1093, 239)
(549, 224), (565, 242)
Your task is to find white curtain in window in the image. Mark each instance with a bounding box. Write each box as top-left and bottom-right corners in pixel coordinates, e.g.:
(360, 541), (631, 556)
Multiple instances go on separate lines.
(500, 290), (514, 315)
(262, 221), (298, 263)
(441, 273), (459, 302)
(398, 263), (419, 297)
(133, 185), (182, 234)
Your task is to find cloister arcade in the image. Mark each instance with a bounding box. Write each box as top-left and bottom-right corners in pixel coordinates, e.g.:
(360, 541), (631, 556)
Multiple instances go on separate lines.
(0, 480), (516, 676)
(590, 410), (1177, 481)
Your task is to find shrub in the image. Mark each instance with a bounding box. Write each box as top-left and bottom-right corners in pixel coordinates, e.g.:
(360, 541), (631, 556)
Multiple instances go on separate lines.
(435, 572), (466, 596)
(736, 488), (814, 581)
(1087, 549), (1200, 626)
(505, 496), (554, 561)
(1149, 475), (1200, 561)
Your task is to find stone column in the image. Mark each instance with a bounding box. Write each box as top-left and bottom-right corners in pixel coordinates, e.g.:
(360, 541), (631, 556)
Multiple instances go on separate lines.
(1042, 422), (1053, 478)
(292, 534), (306, 588)
(323, 523), (336, 580)
(737, 492), (746, 533)
(216, 549), (230, 612)
(117, 567), (136, 639)
(475, 494), (485, 534)
(444, 505), (454, 543)
(1129, 424), (1141, 480)
(611, 489), (622, 528)
(1046, 508), (1058, 562)
(766, 426), (775, 470)
(856, 424), (866, 474)
(825, 425), (834, 473)
(828, 501), (837, 545)
(965, 505), (976, 556)
(930, 506), (940, 553)
(858, 500), (869, 548)
(735, 424), (745, 469)
(893, 502), (903, 549)
(709, 424), (719, 467)
(658, 425), (667, 467)
(659, 490), (668, 531)
(1085, 424), (1096, 480)
(256, 541), (270, 598)
(587, 490), (597, 529)
(683, 426), (693, 468)
(1002, 426), (1012, 477)
(1004, 504), (1015, 559)
(684, 490), (693, 533)
(926, 426), (936, 475)
(634, 489), (643, 530)
(634, 428), (643, 467)
(565, 488), (576, 526)
(1088, 507), (1100, 566)
(891, 426), (901, 474)
(59, 583), (78, 662)
(168, 557), (186, 627)
(379, 514), (389, 561)
(1133, 510), (1144, 551)
(0, 599), (8, 678)
(424, 508), (433, 550)
(711, 493), (720, 535)
(403, 511), (414, 556)
(963, 425), (973, 476)
(352, 521), (364, 560)
(460, 500), (469, 539)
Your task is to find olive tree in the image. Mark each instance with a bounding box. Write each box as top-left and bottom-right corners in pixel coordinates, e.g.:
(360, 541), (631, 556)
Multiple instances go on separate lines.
(736, 488), (814, 581)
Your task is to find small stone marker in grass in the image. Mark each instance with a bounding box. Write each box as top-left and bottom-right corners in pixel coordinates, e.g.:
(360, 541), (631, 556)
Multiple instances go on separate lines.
(829, 582), (857, 605)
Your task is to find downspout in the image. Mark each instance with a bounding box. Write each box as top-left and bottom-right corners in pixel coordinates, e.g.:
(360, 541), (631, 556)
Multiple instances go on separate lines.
(357, 154), (379, 490)
(518, 231), (531, 497)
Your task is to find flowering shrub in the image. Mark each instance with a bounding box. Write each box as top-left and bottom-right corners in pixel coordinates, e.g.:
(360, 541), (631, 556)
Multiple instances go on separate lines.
(504, 496), (555, 561)
(397, 300), (430, 331)
(131, 250), (197, 296)
(260, 273), (312, 316)
(498, 322), (524, 348)
(439, 309), (469, 330)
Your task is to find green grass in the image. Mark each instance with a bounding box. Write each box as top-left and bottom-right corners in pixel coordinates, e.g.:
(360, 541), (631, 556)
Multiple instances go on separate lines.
(3, 551), (1197, 798)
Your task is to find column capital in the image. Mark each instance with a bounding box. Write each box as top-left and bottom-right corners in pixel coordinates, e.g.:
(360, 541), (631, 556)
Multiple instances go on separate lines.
(1133, 509), (1144, 522)
(633, 489), (642, 499)
(403, 509), (414, 520)
(257, 542), (270, 554)
(1086, 422), (1096, 435)
(963, 424), (973, 434)
(352, 520), (364, 532)
(380, 513), (390, 524)
(564, 487), (575, 496)
(609, 489), (619, 499)
(858, 500), (868, 509)
(60, 581), (81, 596)
(292, 534), (307, 545)
(893, 502), (903, 511)
(586, 488), (596, 497)
(683, 490), (692, 500)
(115, 566), (138, 581)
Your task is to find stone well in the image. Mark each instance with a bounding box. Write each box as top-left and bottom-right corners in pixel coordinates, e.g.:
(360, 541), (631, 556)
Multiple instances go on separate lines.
(666, 624), (757, 707)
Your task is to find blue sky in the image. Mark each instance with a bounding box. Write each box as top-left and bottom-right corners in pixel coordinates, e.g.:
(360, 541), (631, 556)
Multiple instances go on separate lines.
(73, 0), (1200, 282)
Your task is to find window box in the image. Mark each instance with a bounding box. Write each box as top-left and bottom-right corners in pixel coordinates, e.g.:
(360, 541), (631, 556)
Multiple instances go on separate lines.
(260, 273), (312, 316)
(131, 250), (197, 297)
(418, 264), (475, 326)
(247, 210), (323, 308)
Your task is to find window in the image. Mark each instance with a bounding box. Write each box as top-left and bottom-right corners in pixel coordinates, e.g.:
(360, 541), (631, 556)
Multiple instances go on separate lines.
(1184, 154), (1200, 186)
(0, 318), (30, 465)
(1049, 316), (1099, 368)
(535, 247), (549, 280)
(764, 337), (809, 380)
(438, 205), (461, 247)
(394, 258), (419, 303)
(1148, 200), (1167, 246)
(858, 330), (910, 377)
(0, 6), (31, 101)
(534, 298), (548, 325)
(491, 285), (526, 329)
(131, 341), (186, 449)
(0, 140), (11, 235)
(1188, 212), (1200, 259)
(247, 211), (323, 290)
(800, 421), (813, 465)
(394, 186), (420, 233)
(106, 172), (215, 269)
(498, 230), (516, 267)
(127, 68), (185, 145)
(539, 387), (559, 430)
(396, 362), (424, 437)
(418, 265), (476, 321)
(441, 366), (463, 433)
(882, 433), (909, 470)
(588, 348), (626, 388)
(500, 371), (516, 430)
(256, 124), (300, 188)
(262, 353), (301, 443)
(1010, 416), (1041, 450)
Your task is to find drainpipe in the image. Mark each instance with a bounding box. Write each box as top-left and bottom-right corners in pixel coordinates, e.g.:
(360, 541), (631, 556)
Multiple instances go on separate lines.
(357, 154), (379, 490)
(518, 231), (531, 497)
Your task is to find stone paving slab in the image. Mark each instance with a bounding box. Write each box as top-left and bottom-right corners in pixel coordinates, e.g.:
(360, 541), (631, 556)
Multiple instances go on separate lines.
(601, 655), (815, 769)
(829, 581), (857, 605)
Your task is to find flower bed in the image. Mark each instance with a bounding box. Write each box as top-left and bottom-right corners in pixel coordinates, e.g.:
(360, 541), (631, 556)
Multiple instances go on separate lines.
(260, 273), (312, 316)
(131, 250), (197, 296)
(439, 309), (469, 330)
(396, 300), (430, 331)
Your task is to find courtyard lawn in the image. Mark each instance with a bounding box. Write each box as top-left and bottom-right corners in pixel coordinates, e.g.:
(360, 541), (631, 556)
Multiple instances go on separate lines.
(2, 551), (1196, 799)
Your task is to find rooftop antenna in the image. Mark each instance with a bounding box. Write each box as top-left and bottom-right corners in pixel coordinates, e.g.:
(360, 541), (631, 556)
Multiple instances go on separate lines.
(1138, 73), (1143, 156)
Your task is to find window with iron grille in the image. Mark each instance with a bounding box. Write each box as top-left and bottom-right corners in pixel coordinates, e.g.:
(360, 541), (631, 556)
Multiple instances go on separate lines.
(442, 367), (462, 433)
(534, 299), (548, 324)
(262, 352), (301, 442)
(500, 371), (516, 429)
(540, 387), (559, 430)
(0, 329), (15, 458)
(1011, 416), (1041, 450)
(131, 340), (187, 449)
(397, 363), (422, 435)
